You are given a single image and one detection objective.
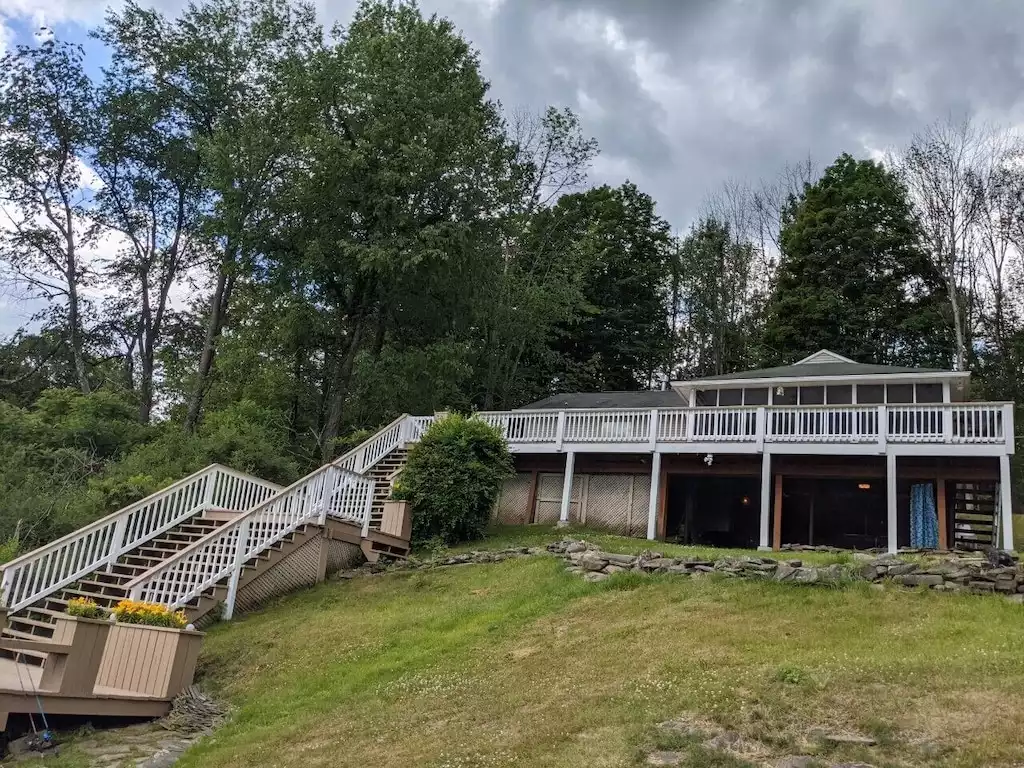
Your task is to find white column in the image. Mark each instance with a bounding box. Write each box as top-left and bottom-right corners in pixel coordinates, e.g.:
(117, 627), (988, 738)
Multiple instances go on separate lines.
(886, 452), (898, 554)
(758, 452), (771, 550)
(646, 452), (662, 540)
(999, 453), (1014, 550)
(558, 451), (575, 527)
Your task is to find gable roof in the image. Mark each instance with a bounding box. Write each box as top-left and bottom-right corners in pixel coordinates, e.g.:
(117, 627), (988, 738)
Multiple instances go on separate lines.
(674, 350), (965, 387)
(521, 390), (687, 410)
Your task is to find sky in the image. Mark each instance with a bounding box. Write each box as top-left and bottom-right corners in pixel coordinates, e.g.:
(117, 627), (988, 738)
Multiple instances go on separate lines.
(1, 0), (1024, 334)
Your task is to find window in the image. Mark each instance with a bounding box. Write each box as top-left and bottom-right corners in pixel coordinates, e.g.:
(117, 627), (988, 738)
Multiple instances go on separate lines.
(773, 386), (797, 405)
(857, 384), (884, 404)
(718, 388), (743, 406)
(826, 385), (852, 405)
(886, 384), (914, 404)
(798, 386), (824, 405)
(695, 389), (718, 407)
(915, 383), (943, 403)
(743, 388), (769, 405)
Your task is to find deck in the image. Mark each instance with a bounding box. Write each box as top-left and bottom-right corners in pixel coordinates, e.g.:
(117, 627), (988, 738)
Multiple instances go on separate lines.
(477, 402), (1015, 457)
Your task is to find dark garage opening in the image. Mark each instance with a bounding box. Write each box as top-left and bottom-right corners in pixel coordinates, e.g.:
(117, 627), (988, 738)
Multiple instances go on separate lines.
(665, 475), (761, 548)
(781, 477), (886, 549)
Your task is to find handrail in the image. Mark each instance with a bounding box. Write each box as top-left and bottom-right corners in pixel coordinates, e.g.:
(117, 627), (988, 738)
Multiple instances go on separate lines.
(334, 414), (410, 474)
(0, 465), (281, 612)
(126, 464), (374, 618)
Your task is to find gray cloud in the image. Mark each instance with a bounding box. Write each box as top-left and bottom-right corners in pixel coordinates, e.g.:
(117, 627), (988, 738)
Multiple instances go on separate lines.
(411, 0), (1024, 233)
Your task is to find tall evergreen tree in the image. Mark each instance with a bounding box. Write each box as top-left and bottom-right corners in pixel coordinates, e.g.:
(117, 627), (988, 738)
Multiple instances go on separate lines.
(763, 153), (951, 367)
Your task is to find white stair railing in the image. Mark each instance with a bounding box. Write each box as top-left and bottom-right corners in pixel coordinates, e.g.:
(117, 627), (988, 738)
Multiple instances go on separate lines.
(126, 465), (375, 619)
(335, 414), (409, 474)
(0, 465), (281, 613)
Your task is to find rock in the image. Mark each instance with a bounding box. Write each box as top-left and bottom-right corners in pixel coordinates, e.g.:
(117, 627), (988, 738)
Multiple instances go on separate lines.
(579, 552), (609, 572)
(816, 733), (877, 747)
(994, 577), (1017, 593)
(787, 560), (803, 567)
(1006, 594), (1024, 604)
(858, 564), (880, 580)
(646, 751), (685, 766)
(969, 580), (996, 592)
(640, 557), (672, 572)
(565, 541), (587, 554)
(887, 562), (918, 577)
(775, 758), (818, 768)
(704, 731), (744, 750)
(775, 564), (797, 582)
(896, 574), (944, 587)
(794, 568), (819, 584)
(605, 552), (638, 567)
(584, 571), (608, 583)
(986, 547), (1018, 567)
(828, 764), (876, 768)
(658, 719), (704, 737)
(604, 564), (628, 574)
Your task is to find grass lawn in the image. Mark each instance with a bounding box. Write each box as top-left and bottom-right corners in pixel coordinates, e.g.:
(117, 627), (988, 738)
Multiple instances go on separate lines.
(157, 527), (1024, 768)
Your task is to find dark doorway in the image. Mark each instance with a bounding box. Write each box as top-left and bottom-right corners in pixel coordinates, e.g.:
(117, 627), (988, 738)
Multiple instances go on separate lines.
(781, 478), (886, 549)
(665, 475), (761, 548)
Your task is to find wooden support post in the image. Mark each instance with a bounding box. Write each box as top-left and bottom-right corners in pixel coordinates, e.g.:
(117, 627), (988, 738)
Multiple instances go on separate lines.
(936, 479), (948, 551)
(999, 453), (1014, 550)
(758, 452), (771, 550)
(886, 452), (898, 554)
(772, 475), (783, 551)
(558, 452), (575, 527)
(656, 469), (668, 540)
(315, 533), (329, 584)
(526, 470), (539, 524)
(646, 452), (662, 540)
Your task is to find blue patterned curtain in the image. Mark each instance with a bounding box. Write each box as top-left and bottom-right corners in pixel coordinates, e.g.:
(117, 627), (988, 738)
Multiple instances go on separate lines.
(910, 483), (939, 549)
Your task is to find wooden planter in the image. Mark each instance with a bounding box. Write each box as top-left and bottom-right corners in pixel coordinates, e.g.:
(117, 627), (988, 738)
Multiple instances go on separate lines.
(380, 500), (412, 540)
(42, 616), (113, 696)
(97, 622), (204, 699)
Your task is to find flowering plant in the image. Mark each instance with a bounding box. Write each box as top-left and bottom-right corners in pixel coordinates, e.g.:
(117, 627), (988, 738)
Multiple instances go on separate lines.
(112, 599), (188, 628)
(66, 597), (107, 620)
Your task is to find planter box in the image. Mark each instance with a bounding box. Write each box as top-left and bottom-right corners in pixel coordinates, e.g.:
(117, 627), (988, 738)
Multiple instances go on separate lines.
(380, 500), (412, 540)
(97, 623), (204, 699)
(42, 616), (112, 696)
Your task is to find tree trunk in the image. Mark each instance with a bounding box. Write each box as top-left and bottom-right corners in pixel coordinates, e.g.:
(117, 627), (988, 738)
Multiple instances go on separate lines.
(319, 314), (366, 463)
(184, 263), (234, 433)
(66, 266), (90, 395)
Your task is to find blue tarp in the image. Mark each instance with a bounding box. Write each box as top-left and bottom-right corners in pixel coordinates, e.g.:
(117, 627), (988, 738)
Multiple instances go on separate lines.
(910, 482), (939, 549)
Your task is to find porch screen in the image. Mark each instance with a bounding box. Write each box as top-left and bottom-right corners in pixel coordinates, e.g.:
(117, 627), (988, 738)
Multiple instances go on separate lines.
(910, 483), (939, 549)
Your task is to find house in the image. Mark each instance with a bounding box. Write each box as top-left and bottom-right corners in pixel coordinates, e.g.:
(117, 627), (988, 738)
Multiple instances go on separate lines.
(487, 350), (1016, 553)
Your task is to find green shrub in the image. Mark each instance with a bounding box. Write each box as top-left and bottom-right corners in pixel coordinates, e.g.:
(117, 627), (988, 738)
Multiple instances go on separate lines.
(396, 414), (513, 546)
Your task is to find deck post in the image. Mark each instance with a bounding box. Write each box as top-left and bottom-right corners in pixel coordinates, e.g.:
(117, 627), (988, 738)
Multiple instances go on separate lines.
(647, 452), (662, 540)
(558, 451), (575, 527)
(223, 517), (252, 621)
(999, 453), (1013, 550)
(555, 411), (567, 452)
(877, 405), (888, 452)
(771, 475), (783, 551)
(758, 452), (771, 550)
(886, 452), (898, 554)
(936, 479), (948, 551)
(648, 409), (658, 449)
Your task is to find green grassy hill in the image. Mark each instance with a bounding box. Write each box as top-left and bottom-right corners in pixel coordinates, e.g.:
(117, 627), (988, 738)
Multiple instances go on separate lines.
(166, 530), (1024, 768)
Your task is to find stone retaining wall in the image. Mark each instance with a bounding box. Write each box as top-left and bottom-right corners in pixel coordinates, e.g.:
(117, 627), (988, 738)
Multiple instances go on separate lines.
(351, 541), (1024, 603)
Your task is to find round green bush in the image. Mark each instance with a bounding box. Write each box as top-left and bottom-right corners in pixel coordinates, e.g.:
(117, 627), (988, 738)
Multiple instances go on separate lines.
(396, 414), (513, 546)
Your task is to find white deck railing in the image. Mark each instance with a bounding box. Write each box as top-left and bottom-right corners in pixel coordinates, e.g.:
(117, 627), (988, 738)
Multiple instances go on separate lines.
(475, 402), (1014, 450)
(126, 465), (375, 618)
(0, 465), (281, 613)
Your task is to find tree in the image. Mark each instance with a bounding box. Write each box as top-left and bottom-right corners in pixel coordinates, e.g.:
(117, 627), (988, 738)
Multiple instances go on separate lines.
(0, 41), (97, 393)
(546, 183), (674, 390)
(99, 0), (323, 432)
(764, 153), (951, 367)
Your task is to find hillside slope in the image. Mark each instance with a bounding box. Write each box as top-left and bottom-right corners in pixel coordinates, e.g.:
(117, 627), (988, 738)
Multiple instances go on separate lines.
(175, 540), (1024, 768)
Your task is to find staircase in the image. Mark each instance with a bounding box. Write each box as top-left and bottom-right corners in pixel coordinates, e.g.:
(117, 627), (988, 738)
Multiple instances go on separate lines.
(0, 415), (431, 631)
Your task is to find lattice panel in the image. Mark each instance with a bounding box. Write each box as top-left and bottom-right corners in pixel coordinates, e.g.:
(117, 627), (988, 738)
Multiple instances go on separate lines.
(630, 475), (652, 537)
(584, 474), (634, 535)
(535, 473), (582, 524)
(234, 536), (322, 616)
(325, 539), (363, 575)
(495, 473), (533, 525)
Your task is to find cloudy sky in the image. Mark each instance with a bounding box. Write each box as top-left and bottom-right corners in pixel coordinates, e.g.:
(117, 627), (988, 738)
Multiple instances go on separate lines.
(2, 0), (1024, 332)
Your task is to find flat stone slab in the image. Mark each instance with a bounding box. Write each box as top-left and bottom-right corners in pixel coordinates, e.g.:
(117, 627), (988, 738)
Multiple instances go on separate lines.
(645, 751), (685, 766)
